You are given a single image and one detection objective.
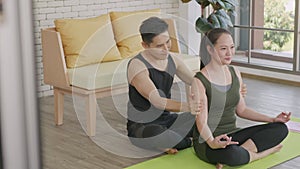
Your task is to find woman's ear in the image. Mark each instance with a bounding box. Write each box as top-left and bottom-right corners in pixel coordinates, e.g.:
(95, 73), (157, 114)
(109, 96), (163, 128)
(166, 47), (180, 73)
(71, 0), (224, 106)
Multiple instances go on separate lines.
(206, 45), (214, 55)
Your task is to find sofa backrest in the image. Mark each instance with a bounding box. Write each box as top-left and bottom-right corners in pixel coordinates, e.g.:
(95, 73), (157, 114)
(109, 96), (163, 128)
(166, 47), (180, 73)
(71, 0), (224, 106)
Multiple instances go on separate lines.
(41, 18), (181, 89)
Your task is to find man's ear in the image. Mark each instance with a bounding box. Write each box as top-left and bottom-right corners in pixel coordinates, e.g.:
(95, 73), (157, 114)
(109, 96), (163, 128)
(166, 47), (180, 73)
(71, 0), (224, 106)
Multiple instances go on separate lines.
(141, 41), (149, 48)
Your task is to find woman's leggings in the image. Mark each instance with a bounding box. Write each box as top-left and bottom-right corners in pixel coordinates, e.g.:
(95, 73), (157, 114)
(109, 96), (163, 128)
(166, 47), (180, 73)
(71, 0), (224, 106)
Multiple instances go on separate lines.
(195, 122), (288, 166)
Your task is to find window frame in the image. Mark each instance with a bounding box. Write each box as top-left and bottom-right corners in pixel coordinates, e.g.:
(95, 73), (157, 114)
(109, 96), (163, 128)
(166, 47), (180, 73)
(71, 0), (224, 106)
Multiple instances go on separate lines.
(231, 0), (300, 75)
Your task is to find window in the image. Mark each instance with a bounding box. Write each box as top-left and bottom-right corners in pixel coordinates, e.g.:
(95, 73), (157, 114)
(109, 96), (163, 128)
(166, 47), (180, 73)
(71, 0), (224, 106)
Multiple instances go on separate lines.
(231, 0), (300, 74)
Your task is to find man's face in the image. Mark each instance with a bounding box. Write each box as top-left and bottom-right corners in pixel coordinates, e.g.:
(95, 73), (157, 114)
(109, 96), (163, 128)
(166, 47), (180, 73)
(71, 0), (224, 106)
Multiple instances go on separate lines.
(143, 31), (171, 60)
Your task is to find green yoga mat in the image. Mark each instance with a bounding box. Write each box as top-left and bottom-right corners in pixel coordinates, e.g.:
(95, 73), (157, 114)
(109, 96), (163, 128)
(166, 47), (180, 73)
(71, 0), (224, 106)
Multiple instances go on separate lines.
(125, 120), (300, 169)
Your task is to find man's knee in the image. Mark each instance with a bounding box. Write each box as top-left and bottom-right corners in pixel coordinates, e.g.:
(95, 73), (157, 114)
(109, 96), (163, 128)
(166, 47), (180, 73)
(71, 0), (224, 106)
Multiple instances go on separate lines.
(142, 124), (166, 137)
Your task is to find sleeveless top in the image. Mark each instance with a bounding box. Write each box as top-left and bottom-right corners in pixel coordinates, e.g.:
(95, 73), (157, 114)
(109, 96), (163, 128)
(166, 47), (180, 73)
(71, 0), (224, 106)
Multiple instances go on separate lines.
(127, 53), (177, 129)
(193, 66), (240, 142)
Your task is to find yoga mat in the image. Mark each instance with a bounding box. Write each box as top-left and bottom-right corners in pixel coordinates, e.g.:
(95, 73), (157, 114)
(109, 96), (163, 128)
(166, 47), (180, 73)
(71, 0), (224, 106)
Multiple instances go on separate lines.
(125, 119), (300, 169)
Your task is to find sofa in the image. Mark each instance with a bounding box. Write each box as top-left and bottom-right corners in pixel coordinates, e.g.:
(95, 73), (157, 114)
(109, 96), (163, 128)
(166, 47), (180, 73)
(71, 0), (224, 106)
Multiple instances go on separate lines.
(41, 9), (200, 136)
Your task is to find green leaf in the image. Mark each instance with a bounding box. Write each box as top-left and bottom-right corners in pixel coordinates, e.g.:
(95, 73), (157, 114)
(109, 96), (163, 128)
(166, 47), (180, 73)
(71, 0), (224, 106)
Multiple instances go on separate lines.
(223, 2), (234, 10)
(195, 17), (213, 33)
(216, 9), (231, 20)
(196, 0), (209, 6)
(195, 17), (209, 26)
(215, 10), (233, 27)
(199, 24), (214, 33)
(196, 0), (210, 9)
(215, 14), (227, 28)
(208, 13), (220, 28)
(181, 0), (192, 3)
(208, 0), (217, 4)
(201, 1), (210, 8)
(224, 0), (238, 6)
(228, 10), (237, 17)
(216, 0), (226, 9)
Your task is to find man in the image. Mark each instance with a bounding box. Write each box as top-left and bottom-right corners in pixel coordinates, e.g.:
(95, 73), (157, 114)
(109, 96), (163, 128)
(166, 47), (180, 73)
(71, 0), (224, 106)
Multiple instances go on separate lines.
(126, 17), (196, 154)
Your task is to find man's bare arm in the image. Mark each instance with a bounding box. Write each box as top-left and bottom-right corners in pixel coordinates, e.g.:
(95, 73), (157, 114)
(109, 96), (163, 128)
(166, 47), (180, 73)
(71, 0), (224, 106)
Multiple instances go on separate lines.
(128, 59), (190, 112)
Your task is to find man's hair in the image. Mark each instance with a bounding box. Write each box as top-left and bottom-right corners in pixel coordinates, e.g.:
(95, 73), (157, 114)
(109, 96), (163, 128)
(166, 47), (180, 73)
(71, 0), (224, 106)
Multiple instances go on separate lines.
(139, 17), (169, 44)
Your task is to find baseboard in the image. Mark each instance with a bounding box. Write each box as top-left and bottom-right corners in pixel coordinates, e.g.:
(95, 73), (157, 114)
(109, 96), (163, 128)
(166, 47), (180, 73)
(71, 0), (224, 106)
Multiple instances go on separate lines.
(237, 66), (300, 87)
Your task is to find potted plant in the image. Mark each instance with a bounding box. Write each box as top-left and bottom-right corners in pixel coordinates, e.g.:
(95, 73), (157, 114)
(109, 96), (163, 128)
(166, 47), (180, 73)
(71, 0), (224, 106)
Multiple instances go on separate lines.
(181, 0), (238, 34)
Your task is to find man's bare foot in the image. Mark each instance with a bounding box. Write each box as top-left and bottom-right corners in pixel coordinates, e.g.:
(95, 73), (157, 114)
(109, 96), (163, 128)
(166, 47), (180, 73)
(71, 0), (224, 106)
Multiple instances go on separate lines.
(216, 163), (223, 169)
(165, 148), (178, 154)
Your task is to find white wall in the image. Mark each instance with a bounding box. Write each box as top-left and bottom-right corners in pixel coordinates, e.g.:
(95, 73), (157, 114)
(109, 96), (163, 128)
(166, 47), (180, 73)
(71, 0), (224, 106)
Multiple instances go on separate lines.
(33, 0), (181, 97)
(178, 0), (201, 55)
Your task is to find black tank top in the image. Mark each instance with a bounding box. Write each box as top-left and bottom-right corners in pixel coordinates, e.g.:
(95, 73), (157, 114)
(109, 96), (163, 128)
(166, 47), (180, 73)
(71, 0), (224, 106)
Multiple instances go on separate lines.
(127, 53), (177, 127)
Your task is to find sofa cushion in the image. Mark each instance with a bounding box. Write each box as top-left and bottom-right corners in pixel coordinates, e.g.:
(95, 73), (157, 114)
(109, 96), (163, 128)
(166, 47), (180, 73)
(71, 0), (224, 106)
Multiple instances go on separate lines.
(110, 9), (161, 59)
(67, 58), (130, 90)
(54, 14), (122, 68)
(67, 53), (199, 90)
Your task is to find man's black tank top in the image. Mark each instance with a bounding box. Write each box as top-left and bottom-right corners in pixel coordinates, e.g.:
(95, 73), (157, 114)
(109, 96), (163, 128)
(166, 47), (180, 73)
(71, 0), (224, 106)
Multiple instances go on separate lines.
(127, 53), (177, 127)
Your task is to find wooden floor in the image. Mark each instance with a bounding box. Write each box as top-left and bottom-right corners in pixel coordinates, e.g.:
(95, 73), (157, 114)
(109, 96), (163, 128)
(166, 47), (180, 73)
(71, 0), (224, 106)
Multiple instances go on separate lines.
(39, 77), (300, 169)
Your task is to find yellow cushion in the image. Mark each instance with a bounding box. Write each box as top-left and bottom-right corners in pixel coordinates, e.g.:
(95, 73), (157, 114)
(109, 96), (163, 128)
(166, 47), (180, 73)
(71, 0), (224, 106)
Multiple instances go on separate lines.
(54, 14), (122, 68)
(110, 9), (161, 58)
(67, 59), (130, 90)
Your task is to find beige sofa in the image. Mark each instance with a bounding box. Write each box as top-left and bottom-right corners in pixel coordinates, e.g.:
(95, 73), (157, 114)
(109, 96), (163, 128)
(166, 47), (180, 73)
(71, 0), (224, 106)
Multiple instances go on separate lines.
(41, 11), (199, 136)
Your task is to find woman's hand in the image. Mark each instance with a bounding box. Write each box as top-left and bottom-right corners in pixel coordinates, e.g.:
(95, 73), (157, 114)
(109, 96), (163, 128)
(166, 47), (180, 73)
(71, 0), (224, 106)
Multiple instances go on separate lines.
(206, 134), (239, 149)
(274, 111), (291, 123)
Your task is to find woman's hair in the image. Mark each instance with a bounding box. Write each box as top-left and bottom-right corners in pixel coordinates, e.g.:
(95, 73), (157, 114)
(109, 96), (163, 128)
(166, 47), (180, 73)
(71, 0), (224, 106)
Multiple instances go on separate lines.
(200, 28), (232, 70)
(139, 17), (169, 45)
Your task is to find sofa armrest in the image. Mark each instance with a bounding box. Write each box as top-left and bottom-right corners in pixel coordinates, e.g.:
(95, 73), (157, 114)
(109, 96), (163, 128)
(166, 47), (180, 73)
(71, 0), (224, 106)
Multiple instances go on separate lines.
(41, 28), (70, 88)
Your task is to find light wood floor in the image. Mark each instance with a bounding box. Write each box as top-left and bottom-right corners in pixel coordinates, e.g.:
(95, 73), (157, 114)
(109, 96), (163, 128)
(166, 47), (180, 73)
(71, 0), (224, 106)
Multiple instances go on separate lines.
(39, 77), (300, 169)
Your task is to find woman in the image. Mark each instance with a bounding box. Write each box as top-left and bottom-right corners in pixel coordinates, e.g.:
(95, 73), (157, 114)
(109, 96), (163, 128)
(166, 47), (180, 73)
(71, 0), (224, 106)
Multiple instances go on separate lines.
(191, 28), (291, 169)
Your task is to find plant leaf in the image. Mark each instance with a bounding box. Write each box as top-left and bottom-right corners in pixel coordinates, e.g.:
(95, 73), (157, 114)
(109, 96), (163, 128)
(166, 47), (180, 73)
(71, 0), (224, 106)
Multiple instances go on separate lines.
(199, 24), (214, 33)
(201, 1), (211, 8)
(223, 2), (234, 10)
(215, 10), (233, 27)
(208, 13), (220, 28)
(223, 0), (238, 6)
(228, 10), (237, 17)
(216, 9), (231, 20)
(215, 14), (227, 28)
(216, 0), (226, 9)
(196, 0), (211, 8)
(181, 0), (192, 3)
(195, 17), (213, 33)
(208, 0), (217, 4)
(196, 0), (209, 5)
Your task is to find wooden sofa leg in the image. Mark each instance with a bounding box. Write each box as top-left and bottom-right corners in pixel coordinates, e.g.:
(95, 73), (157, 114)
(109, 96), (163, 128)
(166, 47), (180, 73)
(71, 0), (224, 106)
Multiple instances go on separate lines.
(54, 88), (64, 125)
(86, 94), (96, 136)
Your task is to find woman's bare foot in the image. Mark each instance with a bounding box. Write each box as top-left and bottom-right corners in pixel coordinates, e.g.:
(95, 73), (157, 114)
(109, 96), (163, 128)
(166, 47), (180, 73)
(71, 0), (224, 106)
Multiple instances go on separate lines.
(267, 144), (283, 154)
(249, 144), (283, 162)
(165, 148), (178, 154)
(216, 163), (223, 169)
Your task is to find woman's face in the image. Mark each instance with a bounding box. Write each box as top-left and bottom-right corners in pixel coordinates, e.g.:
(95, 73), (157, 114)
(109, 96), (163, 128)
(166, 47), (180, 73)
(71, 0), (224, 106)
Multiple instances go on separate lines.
(210, 33), (235, 65)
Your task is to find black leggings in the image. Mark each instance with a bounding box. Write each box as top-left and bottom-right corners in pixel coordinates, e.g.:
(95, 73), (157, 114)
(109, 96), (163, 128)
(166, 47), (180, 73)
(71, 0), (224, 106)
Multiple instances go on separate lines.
(128, 112), (195, 151)
(194, 122), (288, 166)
